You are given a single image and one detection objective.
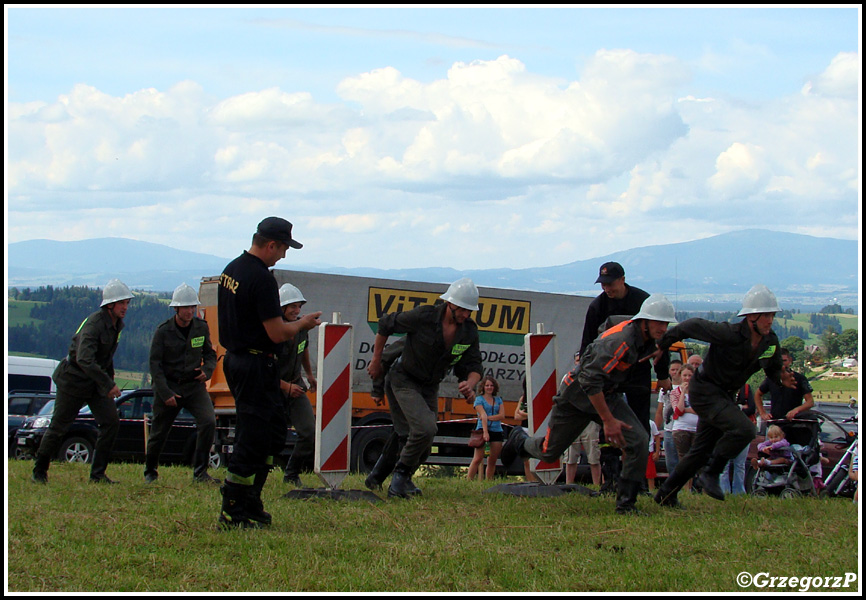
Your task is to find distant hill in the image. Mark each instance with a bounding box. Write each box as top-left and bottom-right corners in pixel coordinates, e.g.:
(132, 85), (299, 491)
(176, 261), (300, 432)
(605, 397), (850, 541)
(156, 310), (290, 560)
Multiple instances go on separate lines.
(6, 230), (859, 310)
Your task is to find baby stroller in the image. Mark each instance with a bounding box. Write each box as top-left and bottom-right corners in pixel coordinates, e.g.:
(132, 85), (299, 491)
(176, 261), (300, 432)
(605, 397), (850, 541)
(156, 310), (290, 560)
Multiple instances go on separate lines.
(751, 417), (821, 498)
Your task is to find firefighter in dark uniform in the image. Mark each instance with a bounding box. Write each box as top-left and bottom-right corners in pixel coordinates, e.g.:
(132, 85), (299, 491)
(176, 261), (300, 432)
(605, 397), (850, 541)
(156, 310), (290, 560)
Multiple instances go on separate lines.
(276, 283), (317, 487)
(653, 284), (795, 507)
(144, 283), (218, 484)
(32, 279), (134, 484)
(217, 217), (321, 529)
(366, 278), (484, 498)
(581, 262), (671, 430)
(502, 294), (676, 514)
(363, 338), (407, 492)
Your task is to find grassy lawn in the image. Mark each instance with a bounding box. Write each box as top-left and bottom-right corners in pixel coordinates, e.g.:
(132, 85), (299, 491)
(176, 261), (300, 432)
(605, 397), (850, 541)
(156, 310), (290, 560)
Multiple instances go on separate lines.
(6, 460), (860, 593)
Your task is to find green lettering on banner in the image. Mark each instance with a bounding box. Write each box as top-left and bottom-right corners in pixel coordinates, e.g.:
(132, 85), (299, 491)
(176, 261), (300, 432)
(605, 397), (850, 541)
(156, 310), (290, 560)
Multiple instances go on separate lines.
(759, 345), (777, 360)
(191, 336), (205, 348)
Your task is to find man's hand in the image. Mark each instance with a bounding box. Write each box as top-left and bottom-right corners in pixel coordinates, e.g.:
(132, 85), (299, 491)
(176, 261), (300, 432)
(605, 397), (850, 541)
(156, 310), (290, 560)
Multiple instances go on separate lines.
(656, 378), (672, 393)
(193, 368), (207, 382)
(307, 376), (317, 393)
(602, 417), (632, 449)
(300, 312), (323, 331)
(108, 385), (122, 399)
(457, 380), (475, 401)
(165, 395), (178, 408)
(366, 357), (383, 381)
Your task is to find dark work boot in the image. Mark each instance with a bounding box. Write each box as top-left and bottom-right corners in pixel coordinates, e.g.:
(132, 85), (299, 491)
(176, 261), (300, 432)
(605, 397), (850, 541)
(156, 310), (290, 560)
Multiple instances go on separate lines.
(246, 468), (273, 526)
(32, 454), (50, 484)
(654, 468), (687, 509)
(364, 433), (401, 491)
(698, 467), (725, 501)
(615, 478), (645, 515)
(500, 426), (529, 468)
(218, 482), (261, 530)
(388, 463), (419, 499)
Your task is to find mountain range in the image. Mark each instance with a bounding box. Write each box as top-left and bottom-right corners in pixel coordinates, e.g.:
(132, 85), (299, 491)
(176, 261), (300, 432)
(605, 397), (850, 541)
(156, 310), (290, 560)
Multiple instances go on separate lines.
(6, 229), (859, 310)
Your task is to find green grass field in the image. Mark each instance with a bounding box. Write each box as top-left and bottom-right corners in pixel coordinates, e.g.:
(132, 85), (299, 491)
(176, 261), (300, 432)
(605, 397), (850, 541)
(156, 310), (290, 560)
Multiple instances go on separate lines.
(7, 299), (47, 327)
(6, 460), (860, 593)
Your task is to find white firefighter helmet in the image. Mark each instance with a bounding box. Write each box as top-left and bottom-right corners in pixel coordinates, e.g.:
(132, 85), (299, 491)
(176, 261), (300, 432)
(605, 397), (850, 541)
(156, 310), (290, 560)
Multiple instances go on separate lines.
(169, 283), (200, 307)
(440, 277), (480, 311)
(632, 294), (677, 324)
(100, 279), (134, 307)
(279, 283), (307, 307)
(737, 284), (781, 317)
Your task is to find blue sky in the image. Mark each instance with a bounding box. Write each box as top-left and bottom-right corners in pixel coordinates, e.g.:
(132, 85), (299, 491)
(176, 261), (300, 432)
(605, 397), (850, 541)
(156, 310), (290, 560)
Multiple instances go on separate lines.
(5, 6), (862, 271)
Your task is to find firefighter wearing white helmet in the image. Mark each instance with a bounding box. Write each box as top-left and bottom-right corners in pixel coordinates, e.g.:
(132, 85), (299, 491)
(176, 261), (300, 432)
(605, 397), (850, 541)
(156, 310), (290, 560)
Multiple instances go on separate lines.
(653, 284), (794, 508)
(502, 293), (675, 514)
(100, 278), (135, 307)
(145, 283), (218, 484)
(33, 279), (134, 484)
(366, 278), (484, 498)
(169, 283), (200, 307)
(276, 283), (317, 487)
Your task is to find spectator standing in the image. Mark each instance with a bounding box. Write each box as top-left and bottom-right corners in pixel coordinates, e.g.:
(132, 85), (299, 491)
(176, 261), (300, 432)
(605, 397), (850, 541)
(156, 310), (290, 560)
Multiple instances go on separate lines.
(670, 364), (698, 491)
(655, 359), (683, 476)
(647, 419), (661, 491)
(144, 283), (219, 484)
(32, 279), (134, 484)
(467, 376), (505, 481)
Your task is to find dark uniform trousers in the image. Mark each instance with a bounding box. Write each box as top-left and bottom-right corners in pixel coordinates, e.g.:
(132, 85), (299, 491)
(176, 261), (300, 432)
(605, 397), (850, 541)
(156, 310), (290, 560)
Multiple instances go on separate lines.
(224, 351), (287, 484)
(663, 378), (756, 492)
(145, 385), (216, 479)
(35, 389), (119, 479)
(523, 382), (649, 482)
(283, 391), (316, 468)
(387, 363), (440, 470)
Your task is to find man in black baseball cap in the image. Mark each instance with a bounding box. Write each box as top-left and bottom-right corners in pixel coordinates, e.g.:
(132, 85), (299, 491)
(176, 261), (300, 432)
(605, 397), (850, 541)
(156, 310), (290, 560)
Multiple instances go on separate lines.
(581, 260), (671, 435)
(256, 217), (303, 249)
(595, 261), (625, 284)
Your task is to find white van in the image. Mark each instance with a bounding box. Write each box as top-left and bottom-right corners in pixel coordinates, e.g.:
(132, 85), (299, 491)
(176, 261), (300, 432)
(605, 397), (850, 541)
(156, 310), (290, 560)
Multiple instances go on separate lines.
(7, 356), (60, 393)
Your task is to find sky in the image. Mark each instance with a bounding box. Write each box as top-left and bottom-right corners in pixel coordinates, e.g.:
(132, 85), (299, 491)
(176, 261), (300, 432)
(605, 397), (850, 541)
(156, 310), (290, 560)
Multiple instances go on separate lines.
(5, 6), (862, 271)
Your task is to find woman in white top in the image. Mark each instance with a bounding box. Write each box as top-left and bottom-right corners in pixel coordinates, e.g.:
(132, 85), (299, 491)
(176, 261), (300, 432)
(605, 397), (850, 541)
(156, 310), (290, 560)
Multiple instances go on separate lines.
(671, 364), (698, 491)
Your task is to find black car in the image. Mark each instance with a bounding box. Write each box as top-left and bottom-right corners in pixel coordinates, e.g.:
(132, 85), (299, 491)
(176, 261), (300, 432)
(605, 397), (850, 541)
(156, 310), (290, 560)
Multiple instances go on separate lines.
(8, 391), (56, 457)
(14, 388), (221, 469)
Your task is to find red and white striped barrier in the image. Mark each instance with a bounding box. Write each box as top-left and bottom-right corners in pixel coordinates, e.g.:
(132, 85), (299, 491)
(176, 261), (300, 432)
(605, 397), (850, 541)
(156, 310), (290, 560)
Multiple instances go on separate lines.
(525, 327), (561, 485)
(314, 316), (354, 489)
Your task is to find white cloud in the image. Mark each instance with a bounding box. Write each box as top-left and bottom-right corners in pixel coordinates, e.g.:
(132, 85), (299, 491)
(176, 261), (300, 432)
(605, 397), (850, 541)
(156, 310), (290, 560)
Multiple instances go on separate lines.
(6, 51), (860, 269)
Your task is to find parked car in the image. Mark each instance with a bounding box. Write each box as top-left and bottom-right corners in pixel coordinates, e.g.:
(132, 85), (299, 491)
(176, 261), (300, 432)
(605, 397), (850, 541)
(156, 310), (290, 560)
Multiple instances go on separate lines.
(8, 391), (56, 457)
(14, 388), (221, 469)
(745, 410), (856, 494)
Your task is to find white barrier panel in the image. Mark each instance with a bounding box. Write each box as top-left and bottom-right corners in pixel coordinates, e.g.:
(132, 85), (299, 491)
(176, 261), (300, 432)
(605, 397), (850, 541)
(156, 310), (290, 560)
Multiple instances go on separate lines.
(314, 322), (354, 489)
(525, 331), (561, 485)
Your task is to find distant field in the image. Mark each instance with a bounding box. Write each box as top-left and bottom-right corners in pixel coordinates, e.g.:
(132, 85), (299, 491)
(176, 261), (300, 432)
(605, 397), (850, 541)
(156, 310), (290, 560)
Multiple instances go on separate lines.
(8, 300), (46, 327)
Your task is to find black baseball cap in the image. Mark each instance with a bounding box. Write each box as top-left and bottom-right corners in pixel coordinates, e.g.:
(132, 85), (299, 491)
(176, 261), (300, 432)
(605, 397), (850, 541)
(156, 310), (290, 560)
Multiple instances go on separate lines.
(595, 261), (625, 284)
(256, 217), (303, 249)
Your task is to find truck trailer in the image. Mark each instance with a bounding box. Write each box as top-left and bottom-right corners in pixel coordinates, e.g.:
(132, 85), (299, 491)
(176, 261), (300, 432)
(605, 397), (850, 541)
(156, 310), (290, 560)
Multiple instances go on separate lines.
(199, 270), (685, 475)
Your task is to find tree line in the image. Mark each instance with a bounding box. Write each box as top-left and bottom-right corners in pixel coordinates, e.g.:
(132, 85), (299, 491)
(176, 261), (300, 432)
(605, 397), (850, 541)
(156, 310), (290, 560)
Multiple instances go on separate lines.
(8, 285), (173, 372)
